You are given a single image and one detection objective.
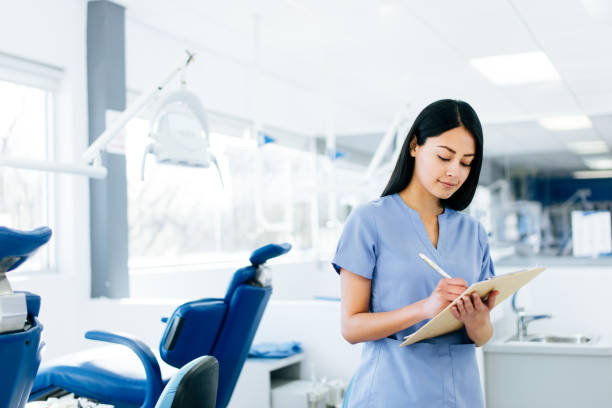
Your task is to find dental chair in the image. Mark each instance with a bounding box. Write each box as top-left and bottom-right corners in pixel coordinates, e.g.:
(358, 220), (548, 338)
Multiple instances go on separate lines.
(32, 242), (291, 408)
(155, 355), (218, 408)
(0, 226), (53, 408)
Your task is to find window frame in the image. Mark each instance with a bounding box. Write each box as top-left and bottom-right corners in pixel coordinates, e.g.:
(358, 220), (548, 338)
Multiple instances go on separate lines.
(0, 53), (62, 275)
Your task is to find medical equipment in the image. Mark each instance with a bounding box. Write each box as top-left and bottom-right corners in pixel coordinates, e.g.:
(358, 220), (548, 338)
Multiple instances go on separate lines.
(544, 188), (593, 255)
(0, 226), (52, 408)
(271, 379), (330, 408)
(26, 395), (113, 408)
(365, 103), (413, 181)
(0, 51), (222, 183)
(155, 355), (218, 408)
(271, 378), (347, 408)
(141, 87), (223, 184)
(32, 242), (291, 408)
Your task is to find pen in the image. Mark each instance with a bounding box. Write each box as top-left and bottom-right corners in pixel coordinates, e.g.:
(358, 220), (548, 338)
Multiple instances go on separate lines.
(418, 253), (452, 279)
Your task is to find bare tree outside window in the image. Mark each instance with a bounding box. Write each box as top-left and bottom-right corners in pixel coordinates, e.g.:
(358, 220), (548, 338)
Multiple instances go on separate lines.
(125, 120), (316, 270)
(0, 80), (53, 272)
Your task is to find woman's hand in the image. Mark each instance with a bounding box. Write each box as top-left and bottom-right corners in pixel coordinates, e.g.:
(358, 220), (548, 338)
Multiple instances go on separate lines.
(451, 290), (499, 328)
(422, 278), (469, 319)
(451, 290), (499, 346)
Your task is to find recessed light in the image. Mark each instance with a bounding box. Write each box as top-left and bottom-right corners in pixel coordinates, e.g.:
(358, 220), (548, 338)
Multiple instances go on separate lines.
(583, 156), (612, 170)
(567, 140), (610, 154)
(538, 115), (592, 131)
(470, 51), (561, 86)
(568, 140), (609, 155)
(573, 170), (612, 179)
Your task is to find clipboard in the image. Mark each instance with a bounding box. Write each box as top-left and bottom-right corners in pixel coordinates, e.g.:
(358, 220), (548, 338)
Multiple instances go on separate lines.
(400, 267), (546, 346)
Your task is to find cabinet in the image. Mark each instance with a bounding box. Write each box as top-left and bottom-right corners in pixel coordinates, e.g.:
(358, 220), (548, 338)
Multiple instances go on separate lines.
(228, 354), (304, 408)
(484, 336), (612, 407)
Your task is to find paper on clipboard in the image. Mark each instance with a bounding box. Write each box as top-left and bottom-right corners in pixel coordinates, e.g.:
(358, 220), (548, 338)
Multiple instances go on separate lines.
(400, 267), (546, 346)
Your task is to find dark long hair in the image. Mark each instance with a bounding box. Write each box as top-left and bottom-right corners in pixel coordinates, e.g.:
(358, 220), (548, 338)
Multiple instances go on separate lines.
(381, 99), (483, 211)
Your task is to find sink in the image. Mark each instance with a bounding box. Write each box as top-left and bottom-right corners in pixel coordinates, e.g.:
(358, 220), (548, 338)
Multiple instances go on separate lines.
(505, 334), (597, 344)
(486, 334), (612, 408)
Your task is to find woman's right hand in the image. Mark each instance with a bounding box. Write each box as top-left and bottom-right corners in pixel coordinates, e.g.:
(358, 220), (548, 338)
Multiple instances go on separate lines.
(422, 278), (469, 319)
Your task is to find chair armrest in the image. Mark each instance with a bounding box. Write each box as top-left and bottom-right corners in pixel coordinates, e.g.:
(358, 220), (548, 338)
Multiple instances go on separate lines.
(85, 330), (163, 408)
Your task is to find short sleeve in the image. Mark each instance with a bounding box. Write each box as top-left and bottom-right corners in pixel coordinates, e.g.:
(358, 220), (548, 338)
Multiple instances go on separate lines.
(477, 223), (495, 281)
(331, 204), (377, 279)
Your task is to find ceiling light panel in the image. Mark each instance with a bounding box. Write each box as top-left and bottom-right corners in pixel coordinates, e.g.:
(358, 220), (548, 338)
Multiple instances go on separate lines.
(567, 140), (609, 155)
(538, 115), (593, 131)
(583, 156), (612, 170)
(470, 51), (561, 86)
(573, 170), (612, 179)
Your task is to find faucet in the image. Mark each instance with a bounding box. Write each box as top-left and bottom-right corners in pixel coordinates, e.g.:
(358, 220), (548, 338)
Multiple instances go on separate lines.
(512, 292), (553, 340)
(516, 313), (553, 340)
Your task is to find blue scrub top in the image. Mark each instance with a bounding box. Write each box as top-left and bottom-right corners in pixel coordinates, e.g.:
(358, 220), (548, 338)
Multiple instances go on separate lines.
(332, 193), (495, 408)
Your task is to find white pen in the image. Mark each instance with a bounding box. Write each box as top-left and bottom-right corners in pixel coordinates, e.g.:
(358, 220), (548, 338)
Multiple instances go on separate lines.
(418, 253), (452, 279)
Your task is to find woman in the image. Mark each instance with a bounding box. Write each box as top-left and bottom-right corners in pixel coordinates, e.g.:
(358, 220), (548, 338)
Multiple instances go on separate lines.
(333, 99), (499, 407)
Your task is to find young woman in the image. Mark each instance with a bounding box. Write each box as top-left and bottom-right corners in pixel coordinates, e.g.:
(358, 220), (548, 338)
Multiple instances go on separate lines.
(333, 99), (499, 407)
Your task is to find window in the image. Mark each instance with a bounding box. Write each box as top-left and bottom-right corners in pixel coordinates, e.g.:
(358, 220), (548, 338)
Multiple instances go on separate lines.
(0, 79), (55, 272)
(125, 118), (317, 270)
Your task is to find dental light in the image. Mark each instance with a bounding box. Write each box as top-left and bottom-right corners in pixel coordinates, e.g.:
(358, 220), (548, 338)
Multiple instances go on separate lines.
(84, 51), (222, 182)
(0, 51), (221, 182)
(140, 88), (223, 183)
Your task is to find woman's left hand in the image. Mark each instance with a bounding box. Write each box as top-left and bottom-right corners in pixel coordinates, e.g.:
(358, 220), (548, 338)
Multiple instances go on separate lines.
(450, 290), (499, 330)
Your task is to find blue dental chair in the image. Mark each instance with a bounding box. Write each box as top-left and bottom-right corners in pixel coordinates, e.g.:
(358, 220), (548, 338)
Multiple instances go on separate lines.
(32, 242), (291, 408)
(0, 226), (53, 408)
(155, 355), (218, 408)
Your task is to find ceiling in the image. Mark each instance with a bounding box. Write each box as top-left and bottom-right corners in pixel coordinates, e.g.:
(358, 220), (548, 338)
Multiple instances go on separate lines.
(117, 0), (612, 173)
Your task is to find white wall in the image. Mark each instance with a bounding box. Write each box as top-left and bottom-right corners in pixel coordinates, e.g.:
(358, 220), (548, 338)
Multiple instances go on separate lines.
(492, 264), (612, 341)
(1, 0), (91, 360)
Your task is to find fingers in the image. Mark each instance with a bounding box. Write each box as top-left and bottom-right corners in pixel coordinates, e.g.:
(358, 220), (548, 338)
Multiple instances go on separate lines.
(486, 290), (499, 309)
(451, 305), (461, 321)
(452, 290), (498, 322)
(438, 279), (467, 299)
(446, 286), (466, 296)
(471, 293), (487, 312)
(445, 293), (461, 302)
(462, 296), (475, 314)
(446, 278), (468, 288)
(456, 296), (467, 315)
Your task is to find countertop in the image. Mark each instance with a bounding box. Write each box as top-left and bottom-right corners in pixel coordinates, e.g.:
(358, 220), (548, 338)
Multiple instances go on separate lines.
(483, 333), (612, 356)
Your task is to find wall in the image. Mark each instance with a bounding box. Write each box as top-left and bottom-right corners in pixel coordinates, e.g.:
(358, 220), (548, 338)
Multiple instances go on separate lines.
(492, 264), (612, 341)
(1, 0), (91, 360)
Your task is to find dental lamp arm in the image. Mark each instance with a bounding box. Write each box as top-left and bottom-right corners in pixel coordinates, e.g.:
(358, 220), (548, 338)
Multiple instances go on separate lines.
(0, 52), (197, 179)
(82, 52), (195, 165)
(366, 104), (411, 180)
(85, 330), (163, 408)
(210, 155), (224, 188)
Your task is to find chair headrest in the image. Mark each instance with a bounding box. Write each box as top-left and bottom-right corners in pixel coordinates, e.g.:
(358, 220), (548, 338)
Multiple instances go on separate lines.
(224, 266), (255, 302)
(224, 243), (292, 302)
(249, 243), (291, 267)
(0, 226), (52, 272)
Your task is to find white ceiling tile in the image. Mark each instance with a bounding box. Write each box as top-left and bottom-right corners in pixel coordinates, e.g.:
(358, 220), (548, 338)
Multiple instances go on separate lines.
(405, 0), (537, 58)
(576, 92), (612, 116)
(592, 114), (612, 144)
(501, 82), (581, 117)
